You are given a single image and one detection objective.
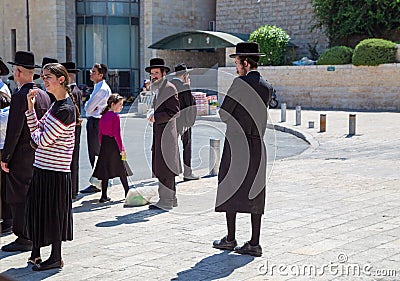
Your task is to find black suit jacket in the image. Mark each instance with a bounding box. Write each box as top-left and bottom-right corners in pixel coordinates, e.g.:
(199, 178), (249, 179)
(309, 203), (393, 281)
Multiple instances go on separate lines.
(170, 78), (196, 133)
(2, 83), (51, 203)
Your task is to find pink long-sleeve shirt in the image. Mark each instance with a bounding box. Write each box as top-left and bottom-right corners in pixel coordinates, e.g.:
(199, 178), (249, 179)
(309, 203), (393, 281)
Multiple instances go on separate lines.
(99, 110), (124, 152)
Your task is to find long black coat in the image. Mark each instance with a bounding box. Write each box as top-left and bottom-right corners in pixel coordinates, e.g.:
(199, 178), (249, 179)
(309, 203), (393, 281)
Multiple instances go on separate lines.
(215, 71), (272, 214)
(1, 83), (51, 204)
(70, 84), (83, 195)
(151, 79), (180, 179)
(170, 78), (196, 134)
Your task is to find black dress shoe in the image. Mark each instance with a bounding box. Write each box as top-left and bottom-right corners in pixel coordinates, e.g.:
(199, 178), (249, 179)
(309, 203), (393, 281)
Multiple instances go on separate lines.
(234, 241), (262, 257)
(1, 224), (12, 235)
(183, 174), (199, 181)
(32, 260), (64, 271)
(213, 236), (237, 251)
(149, 201), (172, 210)
(28, 256), (42, 265)
(80, 185), (101, 194)
(1, 241), (32, 252)
(99, 197), (111, 203)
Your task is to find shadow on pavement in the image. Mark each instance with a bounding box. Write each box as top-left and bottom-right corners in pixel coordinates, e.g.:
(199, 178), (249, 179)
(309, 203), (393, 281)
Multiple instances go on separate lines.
(0, 263), (59, 281)
(95, 209), (166, 228)
(72, 198), (125, 214)
(172, 251), (254, 281)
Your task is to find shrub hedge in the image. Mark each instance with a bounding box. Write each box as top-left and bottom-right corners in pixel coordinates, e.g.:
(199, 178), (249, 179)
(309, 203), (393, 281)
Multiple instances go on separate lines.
(352, 38), (397, 66)
(316, 46), (354, 65)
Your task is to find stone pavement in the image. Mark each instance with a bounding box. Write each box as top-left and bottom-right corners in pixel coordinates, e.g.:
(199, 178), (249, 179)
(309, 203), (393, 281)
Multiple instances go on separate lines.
(1, 109), (399, 281)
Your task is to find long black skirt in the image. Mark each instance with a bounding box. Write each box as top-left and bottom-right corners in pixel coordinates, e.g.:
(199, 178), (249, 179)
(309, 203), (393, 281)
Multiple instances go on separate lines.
(26, 167), (73, 248)
(92, 135), (133, 180)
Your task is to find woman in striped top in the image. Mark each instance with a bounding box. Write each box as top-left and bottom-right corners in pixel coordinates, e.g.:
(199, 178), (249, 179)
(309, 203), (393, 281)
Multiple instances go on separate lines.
(25, 63), (77, 271)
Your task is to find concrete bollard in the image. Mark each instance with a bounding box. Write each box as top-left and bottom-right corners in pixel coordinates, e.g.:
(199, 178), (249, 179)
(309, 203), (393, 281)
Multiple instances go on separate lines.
(320, 114), (326, 132)
(281, 103), (286, 122)
(349, 114), (356, 135)
(295, 106), (301, 126)
(209, 139), (221, 176)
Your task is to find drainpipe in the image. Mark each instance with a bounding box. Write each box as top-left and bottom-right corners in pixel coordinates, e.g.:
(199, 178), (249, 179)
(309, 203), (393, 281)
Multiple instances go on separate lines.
(26, 0), (30, 51)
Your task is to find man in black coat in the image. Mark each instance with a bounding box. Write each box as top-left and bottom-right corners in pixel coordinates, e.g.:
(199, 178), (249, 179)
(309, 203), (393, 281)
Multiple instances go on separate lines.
(61, 62), (83, 199)
(170, 63), (198, 181)
(146, 58), (180, 210)
(213, 42), (272, 257)
(1, 51), (51, 252)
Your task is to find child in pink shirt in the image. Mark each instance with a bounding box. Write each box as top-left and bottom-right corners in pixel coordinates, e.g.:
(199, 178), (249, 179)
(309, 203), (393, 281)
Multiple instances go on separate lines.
(92, 94), (132, 203)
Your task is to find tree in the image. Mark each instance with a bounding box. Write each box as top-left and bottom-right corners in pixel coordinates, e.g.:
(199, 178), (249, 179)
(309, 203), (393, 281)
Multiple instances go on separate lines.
(311, 0), (400, 42)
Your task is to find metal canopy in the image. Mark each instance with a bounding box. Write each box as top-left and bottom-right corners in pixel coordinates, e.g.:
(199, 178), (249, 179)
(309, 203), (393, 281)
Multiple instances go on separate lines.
(148, 30), (245, 50)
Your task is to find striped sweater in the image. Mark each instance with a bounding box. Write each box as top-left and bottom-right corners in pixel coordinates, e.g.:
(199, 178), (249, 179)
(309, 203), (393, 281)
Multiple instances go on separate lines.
(25, 97), (76, 172)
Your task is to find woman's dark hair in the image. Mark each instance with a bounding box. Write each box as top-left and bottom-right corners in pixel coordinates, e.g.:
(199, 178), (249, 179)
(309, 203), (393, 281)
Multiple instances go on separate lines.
(0, 92), (10, 109)
(42, 63), (82, 125)
(101, 93), (125, 115)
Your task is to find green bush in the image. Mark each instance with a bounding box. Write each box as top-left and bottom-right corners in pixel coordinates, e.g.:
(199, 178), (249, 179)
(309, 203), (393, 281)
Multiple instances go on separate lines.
(352, 38), (397, 66)
(316, 46), (353, 65)
(249, 25), (290, 66)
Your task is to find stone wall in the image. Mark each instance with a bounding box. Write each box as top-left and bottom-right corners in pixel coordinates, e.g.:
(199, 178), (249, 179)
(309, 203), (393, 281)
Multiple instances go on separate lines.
(218, 64), (400, 111)
(0, 0), (70, 63)
(216, 0), (329, 59)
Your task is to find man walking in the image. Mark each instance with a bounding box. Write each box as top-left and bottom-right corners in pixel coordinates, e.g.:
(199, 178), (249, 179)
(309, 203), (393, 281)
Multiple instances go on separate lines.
(146, 58), (180, 210)
(81, 63), (111, 194)
(1, 51), (51, 252)
(170, 63), (198, 181)
(213, 42), (272, 257)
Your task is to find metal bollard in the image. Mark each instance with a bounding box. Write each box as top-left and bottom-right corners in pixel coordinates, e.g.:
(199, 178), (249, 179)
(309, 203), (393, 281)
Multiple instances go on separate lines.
(209, 139), (221, 176)
(295, 105), (301, 126)
(320, 114), (326, 132)
(349, 114), (356, 135)
(281, 103), (286, 122)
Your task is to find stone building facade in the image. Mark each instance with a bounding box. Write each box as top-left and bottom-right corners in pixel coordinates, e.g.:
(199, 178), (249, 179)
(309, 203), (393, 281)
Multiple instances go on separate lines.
(216, 0), (329, 58)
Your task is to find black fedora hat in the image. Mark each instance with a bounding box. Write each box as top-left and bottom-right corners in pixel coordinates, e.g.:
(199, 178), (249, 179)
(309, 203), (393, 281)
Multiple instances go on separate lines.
(41, 57), (58, 67)
(145, 58), (170, 73)
(8, 51), (41, 69)
(61, 62), (80, 73)
(229, 42), (266, 58)
(0, 57), (10, 76)
(8, 74), (40, 81)
(172, 63), (192, 76)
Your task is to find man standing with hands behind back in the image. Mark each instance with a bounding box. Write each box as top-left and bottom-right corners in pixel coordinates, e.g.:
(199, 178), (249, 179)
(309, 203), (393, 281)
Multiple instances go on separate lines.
(213, 42), (272, 257)
(81, 63), (111, 194)
(1, 51), (51, 252)
(170, 63), (198, 181)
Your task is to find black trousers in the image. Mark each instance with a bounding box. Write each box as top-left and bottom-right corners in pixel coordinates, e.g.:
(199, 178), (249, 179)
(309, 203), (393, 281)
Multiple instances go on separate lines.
(71, 125), (82, 196)
(0, 150), (12, 227)
(86, 117), (100, 168)
(10, 202), (30, 243)
(181, 128), (192, 176)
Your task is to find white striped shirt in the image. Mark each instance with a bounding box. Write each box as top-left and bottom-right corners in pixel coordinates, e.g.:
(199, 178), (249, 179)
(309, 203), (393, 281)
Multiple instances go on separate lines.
(25, 97), (76, 172)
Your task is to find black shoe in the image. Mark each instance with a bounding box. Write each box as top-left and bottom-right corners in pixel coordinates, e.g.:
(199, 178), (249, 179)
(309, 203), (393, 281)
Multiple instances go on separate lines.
(99, 197), (111, 203)
(213, 236), (237, 251)
(28, 256), (42, 265)
(80, 185), (101, 194)
(149, 201), (172, 210)
(32, 259), (64, 271)
(1, 224), (12, 235)
(173, 197), (178, 207)
(1, 241), (32, 252)
(183, 174), (199, 181)
(234, 241), (262, 257)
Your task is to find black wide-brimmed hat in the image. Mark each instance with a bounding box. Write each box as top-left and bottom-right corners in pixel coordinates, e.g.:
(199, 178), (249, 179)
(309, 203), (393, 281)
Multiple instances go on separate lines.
(41, 57), (58, 67)
(8, 51), (41, 69)
(0, 57), (10, 76)
(229, 42), (266, 58)
(172, 63), (192, 76)
(8, 73), (40, 81)
(61, 62), (80, 73)
(145, 58), (170, 73)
